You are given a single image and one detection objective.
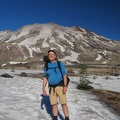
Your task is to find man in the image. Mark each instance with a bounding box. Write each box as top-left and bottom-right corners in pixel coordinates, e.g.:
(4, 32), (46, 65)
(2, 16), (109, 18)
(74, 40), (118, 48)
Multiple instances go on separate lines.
(42, 50), (69, 120)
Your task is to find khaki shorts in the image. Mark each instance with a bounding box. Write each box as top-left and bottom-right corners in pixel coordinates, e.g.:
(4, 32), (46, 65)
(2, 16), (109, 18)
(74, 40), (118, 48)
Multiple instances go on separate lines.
(49, 86), (67, 105)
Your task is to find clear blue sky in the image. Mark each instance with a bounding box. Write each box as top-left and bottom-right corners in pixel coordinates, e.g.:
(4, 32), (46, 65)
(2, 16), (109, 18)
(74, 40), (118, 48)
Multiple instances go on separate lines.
(0, 0), (120, 41)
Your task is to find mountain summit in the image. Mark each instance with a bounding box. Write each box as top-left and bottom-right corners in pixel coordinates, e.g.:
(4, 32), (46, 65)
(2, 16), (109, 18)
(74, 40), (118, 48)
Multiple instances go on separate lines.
(0, 23), (120, 67)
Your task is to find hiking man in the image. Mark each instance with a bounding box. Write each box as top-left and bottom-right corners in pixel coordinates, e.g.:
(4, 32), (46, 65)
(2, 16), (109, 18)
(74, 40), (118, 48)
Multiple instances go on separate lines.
(42, 50), (69, 120)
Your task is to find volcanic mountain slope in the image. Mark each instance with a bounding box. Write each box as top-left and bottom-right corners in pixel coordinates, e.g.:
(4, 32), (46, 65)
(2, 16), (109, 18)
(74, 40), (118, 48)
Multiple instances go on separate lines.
(0, 23), (120, 67)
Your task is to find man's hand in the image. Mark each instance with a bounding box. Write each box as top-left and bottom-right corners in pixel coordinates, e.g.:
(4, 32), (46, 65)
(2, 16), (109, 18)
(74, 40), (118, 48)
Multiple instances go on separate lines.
(42, 88), (47, 96)
(63, 86), (67, 94)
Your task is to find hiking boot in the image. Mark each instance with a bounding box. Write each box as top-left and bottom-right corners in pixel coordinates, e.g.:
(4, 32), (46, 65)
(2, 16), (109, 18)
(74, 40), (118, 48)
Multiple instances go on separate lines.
(52, 116), (58, 120)
(65, 116), (69, 120)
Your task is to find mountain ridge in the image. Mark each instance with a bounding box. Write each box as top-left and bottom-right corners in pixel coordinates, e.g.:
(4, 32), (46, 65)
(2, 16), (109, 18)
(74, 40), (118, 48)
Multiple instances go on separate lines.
(0, 23), (120, 68)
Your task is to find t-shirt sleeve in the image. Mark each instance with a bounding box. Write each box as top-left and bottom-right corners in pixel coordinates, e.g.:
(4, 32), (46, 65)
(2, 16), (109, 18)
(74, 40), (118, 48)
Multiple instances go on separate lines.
(60, 62), (67, 75)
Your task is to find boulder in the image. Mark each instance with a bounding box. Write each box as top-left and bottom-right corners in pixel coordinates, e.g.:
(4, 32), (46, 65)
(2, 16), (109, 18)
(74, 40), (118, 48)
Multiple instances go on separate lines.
(1, 73), (13, 78)
(20, 72), (27, 77)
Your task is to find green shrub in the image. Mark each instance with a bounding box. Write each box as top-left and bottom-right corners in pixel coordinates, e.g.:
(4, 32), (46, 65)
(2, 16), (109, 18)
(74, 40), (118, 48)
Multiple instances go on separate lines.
(77, 80), (93, 90)
(77, 63), (93, 90)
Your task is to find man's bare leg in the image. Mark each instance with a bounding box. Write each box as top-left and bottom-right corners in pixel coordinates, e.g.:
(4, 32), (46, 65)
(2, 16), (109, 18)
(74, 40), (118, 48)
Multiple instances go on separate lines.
(61, 104), (69, 119)
(52, 104), (58, 120)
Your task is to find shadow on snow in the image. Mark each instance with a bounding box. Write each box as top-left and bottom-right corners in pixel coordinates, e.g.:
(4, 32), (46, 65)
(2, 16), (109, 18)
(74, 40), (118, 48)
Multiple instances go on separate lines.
(40, 94), (64, 120)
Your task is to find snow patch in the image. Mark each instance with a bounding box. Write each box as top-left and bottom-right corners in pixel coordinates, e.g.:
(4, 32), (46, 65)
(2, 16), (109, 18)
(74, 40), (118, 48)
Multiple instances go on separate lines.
(96, 54), (102, 61)
(61, 51), (79, 63)
(0, 69), (120, 120)
(9, 61), (28, 64)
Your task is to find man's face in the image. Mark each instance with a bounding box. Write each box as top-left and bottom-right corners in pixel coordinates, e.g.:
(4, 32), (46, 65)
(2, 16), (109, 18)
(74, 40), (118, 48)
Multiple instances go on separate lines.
(48, 51), (56, 61)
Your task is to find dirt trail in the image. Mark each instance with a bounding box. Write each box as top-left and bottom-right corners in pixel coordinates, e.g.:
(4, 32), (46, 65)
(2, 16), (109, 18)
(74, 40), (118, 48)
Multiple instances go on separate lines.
(92, 89), (120, 116)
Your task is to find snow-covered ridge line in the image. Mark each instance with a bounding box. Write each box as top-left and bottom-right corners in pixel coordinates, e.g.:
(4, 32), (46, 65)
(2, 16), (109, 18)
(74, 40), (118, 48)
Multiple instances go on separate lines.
(0, 23), (120, 66)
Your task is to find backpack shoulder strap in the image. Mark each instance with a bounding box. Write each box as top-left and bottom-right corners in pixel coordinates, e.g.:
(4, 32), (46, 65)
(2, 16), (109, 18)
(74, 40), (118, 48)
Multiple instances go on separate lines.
(57, 61), (62, 75)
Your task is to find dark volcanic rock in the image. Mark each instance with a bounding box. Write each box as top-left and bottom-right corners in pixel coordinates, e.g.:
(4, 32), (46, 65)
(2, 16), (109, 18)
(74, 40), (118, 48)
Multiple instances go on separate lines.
(1, 73), (13, 78)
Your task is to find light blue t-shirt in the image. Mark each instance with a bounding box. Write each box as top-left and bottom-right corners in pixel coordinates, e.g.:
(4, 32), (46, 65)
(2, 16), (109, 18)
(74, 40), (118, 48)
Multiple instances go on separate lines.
(44, 61), (66, 85)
